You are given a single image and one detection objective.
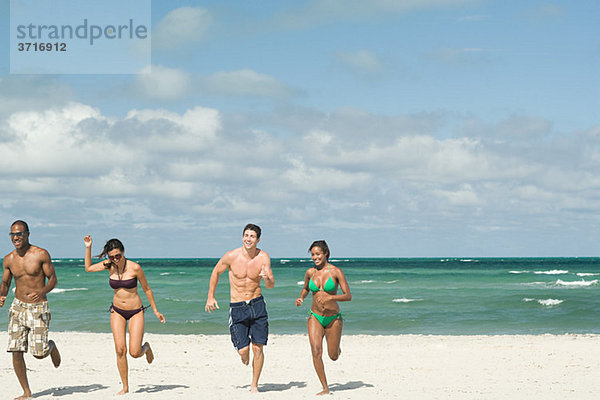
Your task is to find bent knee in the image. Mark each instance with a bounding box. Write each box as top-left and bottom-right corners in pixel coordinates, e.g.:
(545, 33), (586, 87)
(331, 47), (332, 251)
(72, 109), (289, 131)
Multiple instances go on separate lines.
(328, 352), (339, 361)
(238, 346), (250, 358)
(129, 348), (144, 358)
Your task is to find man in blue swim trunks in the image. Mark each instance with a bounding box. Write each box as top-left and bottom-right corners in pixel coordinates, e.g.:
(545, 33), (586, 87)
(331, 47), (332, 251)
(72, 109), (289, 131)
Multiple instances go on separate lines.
(205, 223), (274, 393)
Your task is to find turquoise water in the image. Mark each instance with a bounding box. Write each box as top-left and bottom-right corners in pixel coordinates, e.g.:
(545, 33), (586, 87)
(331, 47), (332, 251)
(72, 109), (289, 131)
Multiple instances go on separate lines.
(1, 258), (599, 335)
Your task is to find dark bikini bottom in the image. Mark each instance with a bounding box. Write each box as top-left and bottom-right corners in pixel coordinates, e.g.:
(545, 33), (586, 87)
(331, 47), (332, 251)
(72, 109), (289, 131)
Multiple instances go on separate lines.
(109, 303), (149, 320)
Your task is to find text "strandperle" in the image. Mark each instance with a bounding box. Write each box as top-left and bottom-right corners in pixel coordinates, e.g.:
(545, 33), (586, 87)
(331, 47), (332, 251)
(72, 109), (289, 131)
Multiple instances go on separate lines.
(16, 19), (148, 45)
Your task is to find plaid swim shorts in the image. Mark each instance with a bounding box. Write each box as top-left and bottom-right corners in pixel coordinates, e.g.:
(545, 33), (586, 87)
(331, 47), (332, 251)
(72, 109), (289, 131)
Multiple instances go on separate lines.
(7, 298), (51, 357)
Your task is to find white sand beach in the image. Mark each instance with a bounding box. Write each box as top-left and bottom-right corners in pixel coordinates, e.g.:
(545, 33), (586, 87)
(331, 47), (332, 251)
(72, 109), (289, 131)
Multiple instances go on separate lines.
(0, 332), (599, 399)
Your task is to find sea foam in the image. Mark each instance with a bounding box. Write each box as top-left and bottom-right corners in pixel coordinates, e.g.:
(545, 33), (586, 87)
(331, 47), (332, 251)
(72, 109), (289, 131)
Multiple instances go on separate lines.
(538, 299), (564, 306)
(522, 282), (548, 286)
(392, 298), (423, 303)
(555, 279), (598, 287)
(53, 288), (88, 294)
(534, 270), (569, 275)
(522, 298), (564, 306)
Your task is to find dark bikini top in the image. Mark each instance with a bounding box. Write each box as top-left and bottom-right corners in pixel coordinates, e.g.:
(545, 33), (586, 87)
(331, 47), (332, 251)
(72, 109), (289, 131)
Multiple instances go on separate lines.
(309, 265), (336, 292)
(108, 259), (137, 290)
(109, 277), (137, 290)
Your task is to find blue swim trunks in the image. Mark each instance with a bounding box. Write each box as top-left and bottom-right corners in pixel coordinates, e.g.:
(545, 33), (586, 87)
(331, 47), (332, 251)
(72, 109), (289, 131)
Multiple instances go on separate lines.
(228, 295), (268, 350)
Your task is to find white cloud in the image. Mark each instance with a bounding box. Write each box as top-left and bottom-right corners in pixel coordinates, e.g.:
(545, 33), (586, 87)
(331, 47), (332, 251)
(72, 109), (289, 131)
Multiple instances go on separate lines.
(125, 106), (221, 148)
(192, 195), (269, 216)
(201, 69), (294, 98)
(433, 184), (481, 206)
(153, 7), (212, 49)
(0, 102), (222, 197)
(336, 50), (385, 76)
(2, 101), (600, 257)
(134, 65), (192, 100)
(304, 130), (334, 147)
(299, 129), (496, 183)
(0, 102), (120, 177)
(282, 156), (371, 192)
(462, 115), (552, 141)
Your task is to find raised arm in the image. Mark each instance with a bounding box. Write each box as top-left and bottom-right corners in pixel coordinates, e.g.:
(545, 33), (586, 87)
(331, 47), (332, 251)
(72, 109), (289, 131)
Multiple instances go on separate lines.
(205, 255), (230, 313)
(0, 257), (13, 308)
(84, 235), (109, 272)
(136, 264), (166, 323)
(295, 268), (311, 306)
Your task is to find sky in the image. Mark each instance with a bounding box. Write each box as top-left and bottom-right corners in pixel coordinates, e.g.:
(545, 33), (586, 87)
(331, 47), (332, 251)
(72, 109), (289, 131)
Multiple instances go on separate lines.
(0, 0), (598, 258)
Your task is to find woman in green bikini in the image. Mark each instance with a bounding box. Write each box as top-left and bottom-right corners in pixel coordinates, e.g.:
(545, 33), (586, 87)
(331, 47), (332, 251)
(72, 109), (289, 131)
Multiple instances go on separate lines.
(295, 240), (352, 395)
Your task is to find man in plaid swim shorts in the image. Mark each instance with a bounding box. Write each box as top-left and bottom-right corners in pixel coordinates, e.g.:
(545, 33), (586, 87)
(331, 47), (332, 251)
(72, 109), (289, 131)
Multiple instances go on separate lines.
(0, 220), (61, 400)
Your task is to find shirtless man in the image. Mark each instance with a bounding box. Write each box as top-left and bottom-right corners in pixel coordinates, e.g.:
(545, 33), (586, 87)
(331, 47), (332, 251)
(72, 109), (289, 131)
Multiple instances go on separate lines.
(205, 223), (274, 393)
(0, 220), (61, 400)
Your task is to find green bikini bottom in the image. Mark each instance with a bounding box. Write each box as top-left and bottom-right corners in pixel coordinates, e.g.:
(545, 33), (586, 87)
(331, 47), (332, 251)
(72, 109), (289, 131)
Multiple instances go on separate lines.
(309, 310), (342, 328)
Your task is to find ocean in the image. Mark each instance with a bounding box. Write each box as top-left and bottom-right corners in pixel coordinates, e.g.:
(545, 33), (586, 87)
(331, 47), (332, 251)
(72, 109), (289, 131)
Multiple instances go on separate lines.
(0, 258), (598, 335)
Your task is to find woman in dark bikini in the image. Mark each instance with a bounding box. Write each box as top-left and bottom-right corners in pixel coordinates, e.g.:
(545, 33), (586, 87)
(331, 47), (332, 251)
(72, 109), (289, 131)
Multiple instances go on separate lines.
(295, 240), (351, 395)
(83, 235), (165, 395)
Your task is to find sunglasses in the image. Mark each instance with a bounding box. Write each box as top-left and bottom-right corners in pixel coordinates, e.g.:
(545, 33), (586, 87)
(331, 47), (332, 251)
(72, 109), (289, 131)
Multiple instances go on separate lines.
(9, 231), (28, 239)
(109, 254), (122, 261)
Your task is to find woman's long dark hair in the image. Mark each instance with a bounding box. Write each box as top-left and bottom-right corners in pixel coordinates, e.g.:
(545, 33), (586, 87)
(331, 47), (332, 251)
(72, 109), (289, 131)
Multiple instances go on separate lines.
(308, 240), (330, 261)
(96, 238), (125, 259)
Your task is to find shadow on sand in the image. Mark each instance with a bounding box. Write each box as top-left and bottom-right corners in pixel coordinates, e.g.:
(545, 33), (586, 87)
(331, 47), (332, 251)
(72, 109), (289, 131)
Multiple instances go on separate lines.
(135, 384), (190, 393)
(329, 380), (375, 392)
(236, 381), (307, 392)
(34, 384), (107, 397)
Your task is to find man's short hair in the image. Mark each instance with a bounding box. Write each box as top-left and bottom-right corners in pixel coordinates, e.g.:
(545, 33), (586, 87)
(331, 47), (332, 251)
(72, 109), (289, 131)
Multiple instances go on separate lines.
(11, 220), (29, 233)
(243, 223), (261, 239)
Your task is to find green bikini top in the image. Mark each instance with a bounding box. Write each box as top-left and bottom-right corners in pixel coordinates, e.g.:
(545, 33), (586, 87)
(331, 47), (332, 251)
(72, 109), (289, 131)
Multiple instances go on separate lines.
(309, 265), (336, 292)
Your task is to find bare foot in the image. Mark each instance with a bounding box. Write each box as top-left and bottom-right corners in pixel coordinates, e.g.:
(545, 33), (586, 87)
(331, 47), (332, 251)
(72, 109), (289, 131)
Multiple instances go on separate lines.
(316, 388), (331, 396)
(250, 386), (259, 393)
(116, 388), (129, 395)
(14, 393), (32, 400)
(144, 342), (154, 364)
(49, 340), (61, 368)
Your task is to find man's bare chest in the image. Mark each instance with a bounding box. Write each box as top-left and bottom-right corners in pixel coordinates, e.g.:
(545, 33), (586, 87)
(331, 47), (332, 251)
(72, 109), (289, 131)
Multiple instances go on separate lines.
(9, 260), (43, 279)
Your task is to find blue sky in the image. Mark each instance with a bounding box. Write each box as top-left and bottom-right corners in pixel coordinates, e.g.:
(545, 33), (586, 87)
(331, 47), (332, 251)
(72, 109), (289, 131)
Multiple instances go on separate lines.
(0, 1), (598, 258)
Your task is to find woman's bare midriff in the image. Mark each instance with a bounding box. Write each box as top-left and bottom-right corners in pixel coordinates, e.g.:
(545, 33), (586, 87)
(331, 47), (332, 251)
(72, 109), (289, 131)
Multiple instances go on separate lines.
(311, 291), (340, 315)
(112, 288), (142, 309)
